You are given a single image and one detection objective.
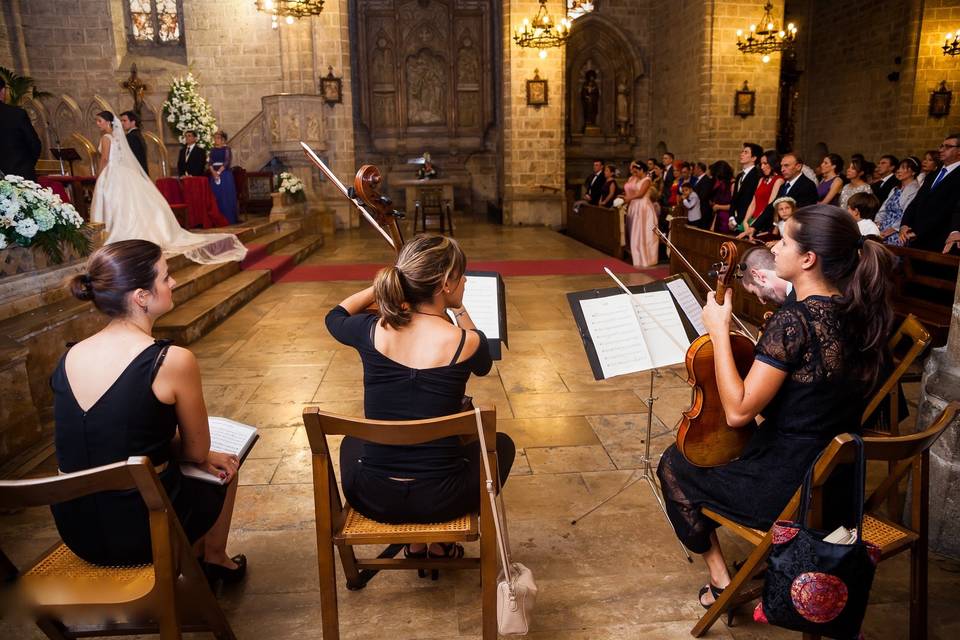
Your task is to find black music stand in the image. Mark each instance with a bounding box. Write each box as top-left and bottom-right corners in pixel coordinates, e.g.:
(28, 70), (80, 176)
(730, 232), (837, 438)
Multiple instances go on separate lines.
(51, 147), (81, 176)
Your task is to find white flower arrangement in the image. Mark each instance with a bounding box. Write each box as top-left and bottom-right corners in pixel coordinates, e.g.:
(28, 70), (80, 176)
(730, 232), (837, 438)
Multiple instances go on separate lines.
(0, 175), (89, 263)
(162, 73), (218, 149)
(278, 172), (306, 202)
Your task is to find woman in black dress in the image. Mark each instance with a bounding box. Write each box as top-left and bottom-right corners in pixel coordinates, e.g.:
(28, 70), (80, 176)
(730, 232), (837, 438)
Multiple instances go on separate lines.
(326, 235), (515, 561)
(51, 240), (245, 584)
(657, 205), (894, 608)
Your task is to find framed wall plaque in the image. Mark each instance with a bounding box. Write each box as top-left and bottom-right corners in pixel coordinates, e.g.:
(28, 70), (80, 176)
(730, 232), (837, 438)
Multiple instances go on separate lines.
(526, 70), (548, 107)
(320, 67), (343, 106)
(734, 81), (755, 118)
(930, 81), (952, 118)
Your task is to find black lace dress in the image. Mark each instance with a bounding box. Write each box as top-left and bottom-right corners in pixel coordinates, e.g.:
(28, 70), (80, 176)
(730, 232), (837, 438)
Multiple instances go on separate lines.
(657, 296), (862, 554)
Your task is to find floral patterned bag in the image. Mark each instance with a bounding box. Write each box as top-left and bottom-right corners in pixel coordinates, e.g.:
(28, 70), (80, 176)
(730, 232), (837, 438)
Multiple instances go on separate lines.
(754, 435), (880, 640)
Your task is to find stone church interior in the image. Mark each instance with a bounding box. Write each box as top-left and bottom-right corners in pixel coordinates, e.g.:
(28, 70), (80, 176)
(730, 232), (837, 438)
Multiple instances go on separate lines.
(2, 0), (960, 638)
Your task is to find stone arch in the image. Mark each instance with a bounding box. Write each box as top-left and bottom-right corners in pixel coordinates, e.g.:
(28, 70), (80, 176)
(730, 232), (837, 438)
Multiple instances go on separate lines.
(566, 14), (644, 137)
(83, 95), (118, 141)
(21, 97), (51, 158)
(53, 94), (83, 143)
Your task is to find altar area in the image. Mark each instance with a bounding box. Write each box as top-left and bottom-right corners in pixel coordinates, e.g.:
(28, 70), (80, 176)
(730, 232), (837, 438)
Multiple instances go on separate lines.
(1, 218), (956, 640)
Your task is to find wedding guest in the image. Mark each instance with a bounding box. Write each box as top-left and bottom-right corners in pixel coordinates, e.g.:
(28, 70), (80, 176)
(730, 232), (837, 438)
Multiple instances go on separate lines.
(52, 240), (246, 582)
(583, 158), (605, 205)
(871, 154), (899, 203)
(847, 191), (881, 237)
(731, 143), (763, 227)
(770, 196), (797, 241)
(838, 158), (873, 209)
(817, 153), (843, 205)
(900, 133), (960, 252)
(917, 150), (941, 186)
(680, 181), (702, 227)
(599, 164), (618, 208)
(708, 160), (734, 232)
(875, 157), (920, 246)
(624, 161), (659, 267)
(208, 130), (239, 225)
(0, 77), (42, 181)
(737, 150), (782, 239)
(692, 162), (715, 229)
(750, 153), (817, 232)
(120, 110), (148, 175)
(177, 130), (206, 177)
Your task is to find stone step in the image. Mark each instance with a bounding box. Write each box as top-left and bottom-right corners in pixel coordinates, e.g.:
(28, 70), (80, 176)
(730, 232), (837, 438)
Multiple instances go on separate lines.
(239, 226), (302, 268)
(166, 217), (278, 273)
(242, 234), (323, 282)
(154, 269), (272, 345)
(169, 261), (241, 306)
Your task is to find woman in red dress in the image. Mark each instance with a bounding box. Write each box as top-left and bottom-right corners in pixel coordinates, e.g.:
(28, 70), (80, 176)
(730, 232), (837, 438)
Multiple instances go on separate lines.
(738, 151), (783, 240)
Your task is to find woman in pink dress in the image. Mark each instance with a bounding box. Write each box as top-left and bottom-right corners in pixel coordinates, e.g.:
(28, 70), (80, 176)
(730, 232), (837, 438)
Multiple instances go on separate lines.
(624, 161), (658, 267)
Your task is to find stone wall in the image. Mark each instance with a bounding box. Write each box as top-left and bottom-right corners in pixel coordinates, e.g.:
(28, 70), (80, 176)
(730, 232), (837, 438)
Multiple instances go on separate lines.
(793, 0), (960, 162)
(501, 0), (566, 227)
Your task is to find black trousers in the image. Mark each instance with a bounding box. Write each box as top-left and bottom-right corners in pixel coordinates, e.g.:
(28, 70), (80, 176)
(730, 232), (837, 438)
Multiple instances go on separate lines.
(339, 434), (516, 524)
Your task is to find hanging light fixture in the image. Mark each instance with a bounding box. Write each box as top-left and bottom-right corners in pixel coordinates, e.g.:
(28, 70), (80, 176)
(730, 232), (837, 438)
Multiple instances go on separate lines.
(736, 2), (797, 63)
(944, 30), (960, 56)
(255, 0), (324, 30)
(514, 0), (571, 57)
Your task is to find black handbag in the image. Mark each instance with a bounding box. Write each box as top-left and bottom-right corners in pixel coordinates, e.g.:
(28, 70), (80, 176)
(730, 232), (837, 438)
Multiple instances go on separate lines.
(753, 435), (881, 640)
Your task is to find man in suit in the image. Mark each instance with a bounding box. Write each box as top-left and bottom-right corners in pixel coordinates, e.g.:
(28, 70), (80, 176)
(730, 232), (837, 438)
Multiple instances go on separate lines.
(900, 133), (960, 253)
(871, 154), (899, 206)
(752, 152), (818, 232)
(661, 152), (675, 208)
(583, 159), (605, 205)
(120, 111), (148, 175)
(177, 130), (206, 177)
(0, 77), (42, 181)
(691, 162), (715, 229)
(730, 142), (763, 226)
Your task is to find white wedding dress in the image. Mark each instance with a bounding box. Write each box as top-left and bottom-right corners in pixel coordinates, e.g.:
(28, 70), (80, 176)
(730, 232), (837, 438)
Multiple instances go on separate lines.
(90, 119), (247, 264)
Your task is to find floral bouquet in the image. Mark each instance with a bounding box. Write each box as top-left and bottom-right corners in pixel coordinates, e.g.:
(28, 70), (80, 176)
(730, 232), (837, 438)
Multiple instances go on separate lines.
(278, 172), (306, 203)
(162, 73), (218, 148)
(0, 175), (89, 263)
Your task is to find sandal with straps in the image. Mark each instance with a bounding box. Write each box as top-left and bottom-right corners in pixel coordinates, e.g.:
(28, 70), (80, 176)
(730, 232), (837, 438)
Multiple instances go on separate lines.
(418, 543), (465, 581)
(698, 583), (735, 626)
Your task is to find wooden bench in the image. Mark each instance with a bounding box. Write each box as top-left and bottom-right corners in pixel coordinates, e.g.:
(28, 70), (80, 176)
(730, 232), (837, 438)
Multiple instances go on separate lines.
(887, 245), (959, 347)
(565, 201), (624, 259)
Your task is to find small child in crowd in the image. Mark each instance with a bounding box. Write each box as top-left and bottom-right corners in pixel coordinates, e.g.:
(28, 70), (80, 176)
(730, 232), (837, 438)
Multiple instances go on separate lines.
(764, 196), (797, 247)
(847, 191), (881, 237)
(680, 182), (701, 226)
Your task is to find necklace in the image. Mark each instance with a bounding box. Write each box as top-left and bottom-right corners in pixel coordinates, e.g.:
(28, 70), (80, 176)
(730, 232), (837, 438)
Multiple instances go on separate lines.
(414, 310), (448, 320)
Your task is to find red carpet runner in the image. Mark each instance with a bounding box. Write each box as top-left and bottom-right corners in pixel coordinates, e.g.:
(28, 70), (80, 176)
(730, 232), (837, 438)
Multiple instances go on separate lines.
(276, 258), (669, 282)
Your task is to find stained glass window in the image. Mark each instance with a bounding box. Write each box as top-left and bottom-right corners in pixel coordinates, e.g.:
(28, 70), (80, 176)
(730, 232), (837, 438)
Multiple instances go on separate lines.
(127, 0), (182, 45)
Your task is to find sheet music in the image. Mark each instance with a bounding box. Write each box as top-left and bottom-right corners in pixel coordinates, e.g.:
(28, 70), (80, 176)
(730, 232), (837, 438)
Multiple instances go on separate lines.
(579, 295), (653, 378)
(666, 278), (707, 336)
(180, 417), (258, 485)
(631, 290), (690, 368)
(458, 274), (501, 340)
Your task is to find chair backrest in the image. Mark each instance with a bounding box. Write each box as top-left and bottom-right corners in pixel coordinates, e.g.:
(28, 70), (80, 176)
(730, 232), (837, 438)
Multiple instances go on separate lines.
(417, 186), (444, 209)
(861, 314), (931, 427)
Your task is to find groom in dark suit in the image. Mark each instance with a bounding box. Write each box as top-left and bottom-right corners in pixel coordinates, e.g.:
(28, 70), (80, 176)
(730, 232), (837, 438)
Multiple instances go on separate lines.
(0, 77), (42, 181)
(120, 111), (148, 174)
(177, 130), (206, 177)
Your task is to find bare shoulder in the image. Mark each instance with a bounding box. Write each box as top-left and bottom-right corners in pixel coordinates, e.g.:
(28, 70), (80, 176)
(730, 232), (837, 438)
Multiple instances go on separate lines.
(158, 345), (199, 375)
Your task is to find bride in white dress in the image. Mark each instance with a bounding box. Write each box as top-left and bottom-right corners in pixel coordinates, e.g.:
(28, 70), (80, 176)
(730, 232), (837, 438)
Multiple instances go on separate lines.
(89, 111), (246, 264)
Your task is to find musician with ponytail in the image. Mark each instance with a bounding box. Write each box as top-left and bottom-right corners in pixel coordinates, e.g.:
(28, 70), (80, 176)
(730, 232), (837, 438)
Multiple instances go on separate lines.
(657, 205), (894, 609)
(326, 235), (515, 559)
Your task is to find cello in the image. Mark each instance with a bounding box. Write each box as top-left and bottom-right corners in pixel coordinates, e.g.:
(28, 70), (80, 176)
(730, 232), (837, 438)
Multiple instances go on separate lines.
(674, 241), (758, 467)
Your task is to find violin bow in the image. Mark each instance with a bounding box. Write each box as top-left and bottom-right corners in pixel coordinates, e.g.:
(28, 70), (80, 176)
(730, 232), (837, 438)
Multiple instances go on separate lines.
(653, 226), (757, 341)
(300, 141), (396, 251)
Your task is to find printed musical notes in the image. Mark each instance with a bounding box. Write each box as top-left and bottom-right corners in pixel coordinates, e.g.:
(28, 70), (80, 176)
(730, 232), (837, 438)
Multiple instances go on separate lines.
(666, 278), (707, 336)
(579, 295), (653, 378)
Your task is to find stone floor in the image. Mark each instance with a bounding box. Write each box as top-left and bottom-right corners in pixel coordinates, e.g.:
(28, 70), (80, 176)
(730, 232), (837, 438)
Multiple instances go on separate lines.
(2, 218), (959, 639)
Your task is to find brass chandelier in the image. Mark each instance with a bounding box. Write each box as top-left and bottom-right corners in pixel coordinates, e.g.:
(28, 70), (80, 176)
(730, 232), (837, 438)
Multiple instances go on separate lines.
(255, 0), (324, 29)
(514, 0), (571, 58)
(736, 2), (797, 63)
(944, 30), (960, 56)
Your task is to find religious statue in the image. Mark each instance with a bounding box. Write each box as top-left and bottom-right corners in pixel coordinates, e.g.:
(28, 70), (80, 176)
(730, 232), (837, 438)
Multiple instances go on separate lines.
(616, 78), (630, 138)
(417, 152), (439, 179)
(580, 70), (600, 131)
(407, 49), (445, 126)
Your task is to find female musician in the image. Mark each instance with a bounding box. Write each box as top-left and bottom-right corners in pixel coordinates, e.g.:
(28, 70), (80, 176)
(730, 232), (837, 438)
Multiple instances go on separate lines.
(656, 205), (894, 608)
(325, 234), (516, 562)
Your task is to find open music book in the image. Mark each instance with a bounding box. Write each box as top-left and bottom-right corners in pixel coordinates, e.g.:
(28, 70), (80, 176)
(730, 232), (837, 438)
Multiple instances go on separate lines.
(180, 417), (259, 485)
(449, 270), (509, 360)
(567, 274), (702, 380)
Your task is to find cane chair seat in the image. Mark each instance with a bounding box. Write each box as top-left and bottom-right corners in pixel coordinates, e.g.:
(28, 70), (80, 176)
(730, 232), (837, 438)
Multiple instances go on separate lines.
(337, 507), (478, 544)
(862, 513), (917, 558)
(21, 543), (156, 606)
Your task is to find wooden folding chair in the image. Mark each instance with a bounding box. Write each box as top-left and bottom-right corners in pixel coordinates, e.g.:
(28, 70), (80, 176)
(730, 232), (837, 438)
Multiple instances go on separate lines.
(302, 406), (499, 640)
(691, 401), (958, 639)
(0, 456), (235, 640)
(861, 314), (931, 435)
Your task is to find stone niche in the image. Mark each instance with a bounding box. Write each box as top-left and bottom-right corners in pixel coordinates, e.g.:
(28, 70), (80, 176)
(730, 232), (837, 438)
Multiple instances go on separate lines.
(565, 13), (645, 179)
(352, 0), (500, 215)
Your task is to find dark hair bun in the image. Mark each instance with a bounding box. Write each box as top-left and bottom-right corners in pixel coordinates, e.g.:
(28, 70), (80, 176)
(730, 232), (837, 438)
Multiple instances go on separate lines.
(70, 273), (95, 301)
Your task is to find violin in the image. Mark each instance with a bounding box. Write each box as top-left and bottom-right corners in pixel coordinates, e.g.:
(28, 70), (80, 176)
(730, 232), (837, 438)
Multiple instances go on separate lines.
(675, 241), (758, 467)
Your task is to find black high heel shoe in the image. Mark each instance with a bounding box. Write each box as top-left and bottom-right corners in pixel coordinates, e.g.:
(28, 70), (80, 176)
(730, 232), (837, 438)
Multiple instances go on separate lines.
(698, 583), (735, 626)
(203, 554), (247, 585)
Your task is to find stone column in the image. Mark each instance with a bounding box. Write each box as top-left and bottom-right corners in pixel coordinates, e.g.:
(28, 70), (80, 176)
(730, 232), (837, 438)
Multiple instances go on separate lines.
(501, 0), (566, 228)
(922, 271), (960, 558)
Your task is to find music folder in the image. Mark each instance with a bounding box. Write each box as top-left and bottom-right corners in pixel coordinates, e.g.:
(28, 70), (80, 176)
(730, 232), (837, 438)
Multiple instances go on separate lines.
(451, 270), (508, 360)
(566, 273), (703, 380)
